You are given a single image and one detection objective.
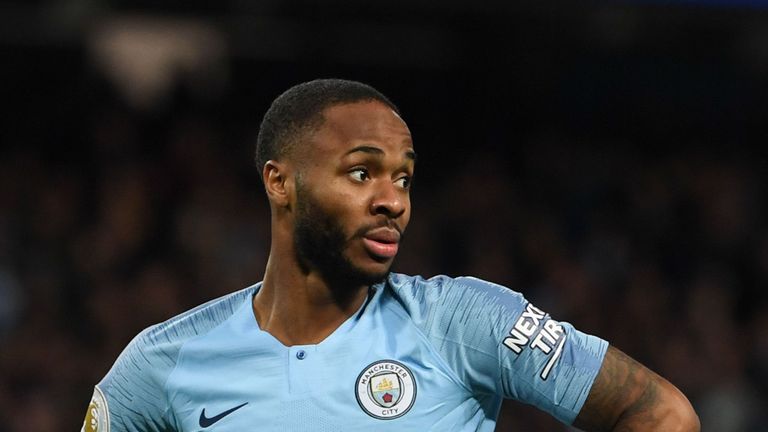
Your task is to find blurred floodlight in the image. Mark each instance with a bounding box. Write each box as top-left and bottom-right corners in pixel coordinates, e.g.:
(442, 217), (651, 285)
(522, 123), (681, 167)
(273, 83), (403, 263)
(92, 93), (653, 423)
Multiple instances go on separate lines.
(88, 15), (228, 109)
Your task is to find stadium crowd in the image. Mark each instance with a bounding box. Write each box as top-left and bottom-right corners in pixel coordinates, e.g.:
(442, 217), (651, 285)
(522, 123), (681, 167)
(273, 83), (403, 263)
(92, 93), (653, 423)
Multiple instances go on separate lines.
(0, 67), (767, 431)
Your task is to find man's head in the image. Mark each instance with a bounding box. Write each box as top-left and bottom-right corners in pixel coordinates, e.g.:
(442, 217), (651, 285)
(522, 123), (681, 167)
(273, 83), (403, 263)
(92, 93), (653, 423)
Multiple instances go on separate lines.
(255, 79), (399, 183)
(256, 79), (415, 288)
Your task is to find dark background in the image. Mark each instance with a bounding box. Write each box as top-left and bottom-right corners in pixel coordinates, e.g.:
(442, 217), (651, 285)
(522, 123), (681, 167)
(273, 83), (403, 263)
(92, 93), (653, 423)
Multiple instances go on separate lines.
(1, 0), (767, 430)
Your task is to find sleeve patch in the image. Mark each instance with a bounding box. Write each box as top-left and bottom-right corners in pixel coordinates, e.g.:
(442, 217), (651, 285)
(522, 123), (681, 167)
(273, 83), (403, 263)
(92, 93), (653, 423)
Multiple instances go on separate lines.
(81, 386), (110, 432)
(502, 302), (567, 380)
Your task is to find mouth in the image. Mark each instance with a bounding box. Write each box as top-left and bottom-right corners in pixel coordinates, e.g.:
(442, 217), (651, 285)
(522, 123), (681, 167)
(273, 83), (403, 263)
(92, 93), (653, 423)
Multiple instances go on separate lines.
(362, 227), (400, 259)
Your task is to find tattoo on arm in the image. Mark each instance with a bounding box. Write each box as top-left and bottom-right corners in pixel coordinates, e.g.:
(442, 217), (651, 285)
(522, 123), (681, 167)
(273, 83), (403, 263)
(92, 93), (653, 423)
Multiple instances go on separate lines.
(574, 346), (662, 431)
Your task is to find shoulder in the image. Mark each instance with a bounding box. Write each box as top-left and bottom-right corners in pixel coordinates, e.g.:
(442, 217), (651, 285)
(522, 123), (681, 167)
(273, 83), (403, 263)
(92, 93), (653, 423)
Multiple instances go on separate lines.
(383, 273), (534, 395)
(93, 285), (257, 429)
(119, 284), (256, 369)
(386, 273), (528, 322)
(137, 284), (256, 353)
(384, 273), (529, 357)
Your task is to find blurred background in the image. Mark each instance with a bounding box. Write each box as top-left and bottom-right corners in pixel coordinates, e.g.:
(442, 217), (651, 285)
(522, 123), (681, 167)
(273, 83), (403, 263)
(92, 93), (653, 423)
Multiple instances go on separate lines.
(1, 0), (767, 430)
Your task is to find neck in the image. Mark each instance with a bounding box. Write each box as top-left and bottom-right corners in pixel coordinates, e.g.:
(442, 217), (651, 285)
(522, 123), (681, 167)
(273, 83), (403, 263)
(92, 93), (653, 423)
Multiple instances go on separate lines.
(253, 246), (371, 346)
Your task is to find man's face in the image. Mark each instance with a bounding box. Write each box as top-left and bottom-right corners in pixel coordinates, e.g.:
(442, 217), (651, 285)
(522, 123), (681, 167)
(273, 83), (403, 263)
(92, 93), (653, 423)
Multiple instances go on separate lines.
(291, 101), (415, 287)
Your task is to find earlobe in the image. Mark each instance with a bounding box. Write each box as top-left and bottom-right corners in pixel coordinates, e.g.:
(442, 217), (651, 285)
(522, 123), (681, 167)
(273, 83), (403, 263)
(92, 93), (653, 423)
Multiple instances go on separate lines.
(263, 160), (292, 208)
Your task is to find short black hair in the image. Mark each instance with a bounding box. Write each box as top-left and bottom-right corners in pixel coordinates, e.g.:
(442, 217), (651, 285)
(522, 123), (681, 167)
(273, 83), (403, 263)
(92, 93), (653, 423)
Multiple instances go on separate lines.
(255, 79), (399, 181)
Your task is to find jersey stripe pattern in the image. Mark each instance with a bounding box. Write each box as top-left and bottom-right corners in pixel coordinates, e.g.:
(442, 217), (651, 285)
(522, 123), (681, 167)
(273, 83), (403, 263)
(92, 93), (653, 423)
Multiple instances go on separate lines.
(89, 273), (608, 431)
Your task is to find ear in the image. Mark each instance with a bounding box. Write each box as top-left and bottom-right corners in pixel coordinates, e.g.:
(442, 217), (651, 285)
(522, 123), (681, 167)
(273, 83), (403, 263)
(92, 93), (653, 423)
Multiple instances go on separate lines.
(263, 160), (292, 208)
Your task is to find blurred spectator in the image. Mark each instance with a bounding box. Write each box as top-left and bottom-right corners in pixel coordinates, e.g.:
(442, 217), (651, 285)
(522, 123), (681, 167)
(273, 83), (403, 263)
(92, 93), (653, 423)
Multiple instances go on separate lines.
(1, 10), (767, 430)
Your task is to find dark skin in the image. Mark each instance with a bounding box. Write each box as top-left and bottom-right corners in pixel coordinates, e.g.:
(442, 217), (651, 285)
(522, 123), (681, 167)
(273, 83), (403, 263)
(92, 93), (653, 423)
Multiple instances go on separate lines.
(255, 100), (414, 346)
(256, 100), (700, 431)
(575, 346), (700, 431)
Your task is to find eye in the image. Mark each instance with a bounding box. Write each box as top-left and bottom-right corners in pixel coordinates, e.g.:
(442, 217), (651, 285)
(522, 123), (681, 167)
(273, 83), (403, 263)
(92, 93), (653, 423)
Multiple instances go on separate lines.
(395, 175), (412, 190)
(349, 168), (370, 183)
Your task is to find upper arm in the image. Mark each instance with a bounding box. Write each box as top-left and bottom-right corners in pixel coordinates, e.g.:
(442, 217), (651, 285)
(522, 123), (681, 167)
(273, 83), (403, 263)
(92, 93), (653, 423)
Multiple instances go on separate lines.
(82, 331), (178, 431)
(399, 275), (608, 423)
(493, 298), (609, 424)
(573, 345), (700, 432)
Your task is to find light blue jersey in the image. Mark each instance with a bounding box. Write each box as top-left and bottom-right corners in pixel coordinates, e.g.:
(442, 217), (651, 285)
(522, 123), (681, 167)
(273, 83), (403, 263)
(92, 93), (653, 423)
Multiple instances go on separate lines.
(82, 274), (608, 431)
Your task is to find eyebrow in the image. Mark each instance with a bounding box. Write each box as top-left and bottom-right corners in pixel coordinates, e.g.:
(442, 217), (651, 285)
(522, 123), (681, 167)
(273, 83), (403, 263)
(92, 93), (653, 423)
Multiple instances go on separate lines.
(345, 145), (417, 162)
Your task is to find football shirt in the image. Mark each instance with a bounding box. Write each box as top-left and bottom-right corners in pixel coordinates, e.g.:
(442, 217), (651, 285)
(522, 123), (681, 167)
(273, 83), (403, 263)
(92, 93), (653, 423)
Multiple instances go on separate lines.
(82, 273), (607, 431)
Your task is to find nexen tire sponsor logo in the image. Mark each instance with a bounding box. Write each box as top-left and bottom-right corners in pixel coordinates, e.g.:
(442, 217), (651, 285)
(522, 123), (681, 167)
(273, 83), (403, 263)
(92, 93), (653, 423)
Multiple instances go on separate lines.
(502, 303), (567, 380)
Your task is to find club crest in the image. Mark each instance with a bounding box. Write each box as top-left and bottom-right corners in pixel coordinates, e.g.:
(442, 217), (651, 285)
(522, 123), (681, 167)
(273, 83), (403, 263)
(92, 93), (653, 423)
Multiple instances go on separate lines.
(355, 360), (416, 420)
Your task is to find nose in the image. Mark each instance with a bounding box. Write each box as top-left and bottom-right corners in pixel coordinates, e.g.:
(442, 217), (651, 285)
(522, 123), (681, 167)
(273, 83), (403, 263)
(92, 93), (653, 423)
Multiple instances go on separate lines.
(370, 180), (406, 219)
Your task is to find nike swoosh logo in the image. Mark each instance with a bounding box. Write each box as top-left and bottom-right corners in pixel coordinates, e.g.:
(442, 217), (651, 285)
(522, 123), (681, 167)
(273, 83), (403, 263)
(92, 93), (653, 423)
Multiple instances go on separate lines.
(199, 402), (248, 428)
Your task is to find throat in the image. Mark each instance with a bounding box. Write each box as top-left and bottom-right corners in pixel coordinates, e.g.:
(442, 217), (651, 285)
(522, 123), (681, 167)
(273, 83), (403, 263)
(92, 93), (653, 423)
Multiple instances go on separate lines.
(252, 280), (372, 346)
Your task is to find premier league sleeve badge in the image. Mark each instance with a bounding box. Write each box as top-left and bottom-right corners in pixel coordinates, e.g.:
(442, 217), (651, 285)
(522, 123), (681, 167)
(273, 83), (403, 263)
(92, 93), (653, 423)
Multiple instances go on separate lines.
(81, 386), (110, 432)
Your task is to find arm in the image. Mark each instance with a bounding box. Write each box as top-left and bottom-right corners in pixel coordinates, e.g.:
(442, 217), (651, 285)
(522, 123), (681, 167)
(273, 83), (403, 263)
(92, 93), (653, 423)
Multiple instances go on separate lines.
(573, 346), (700, 432)
(82, 328), (180, 431)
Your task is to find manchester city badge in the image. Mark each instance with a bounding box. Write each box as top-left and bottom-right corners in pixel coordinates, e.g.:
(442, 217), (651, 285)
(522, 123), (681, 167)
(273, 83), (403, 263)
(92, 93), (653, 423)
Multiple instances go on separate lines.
(355, 360), (416, 420)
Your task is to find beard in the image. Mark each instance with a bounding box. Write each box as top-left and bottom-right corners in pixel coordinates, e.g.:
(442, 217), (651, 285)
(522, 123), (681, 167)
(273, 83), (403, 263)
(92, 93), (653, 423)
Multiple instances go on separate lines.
(293, 180), (389, 295)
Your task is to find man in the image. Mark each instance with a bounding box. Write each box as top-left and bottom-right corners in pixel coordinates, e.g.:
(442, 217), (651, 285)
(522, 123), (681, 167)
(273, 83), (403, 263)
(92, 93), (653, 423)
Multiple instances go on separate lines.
(82, 79), (700, 431)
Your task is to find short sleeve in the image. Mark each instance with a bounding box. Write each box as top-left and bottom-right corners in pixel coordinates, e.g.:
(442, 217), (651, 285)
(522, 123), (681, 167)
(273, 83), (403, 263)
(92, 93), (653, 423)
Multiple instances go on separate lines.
(496, 298), (608, 423)
(390, 274), (608, 425)
(81, 286), (255, 431)
(82, 328), (178, 431)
